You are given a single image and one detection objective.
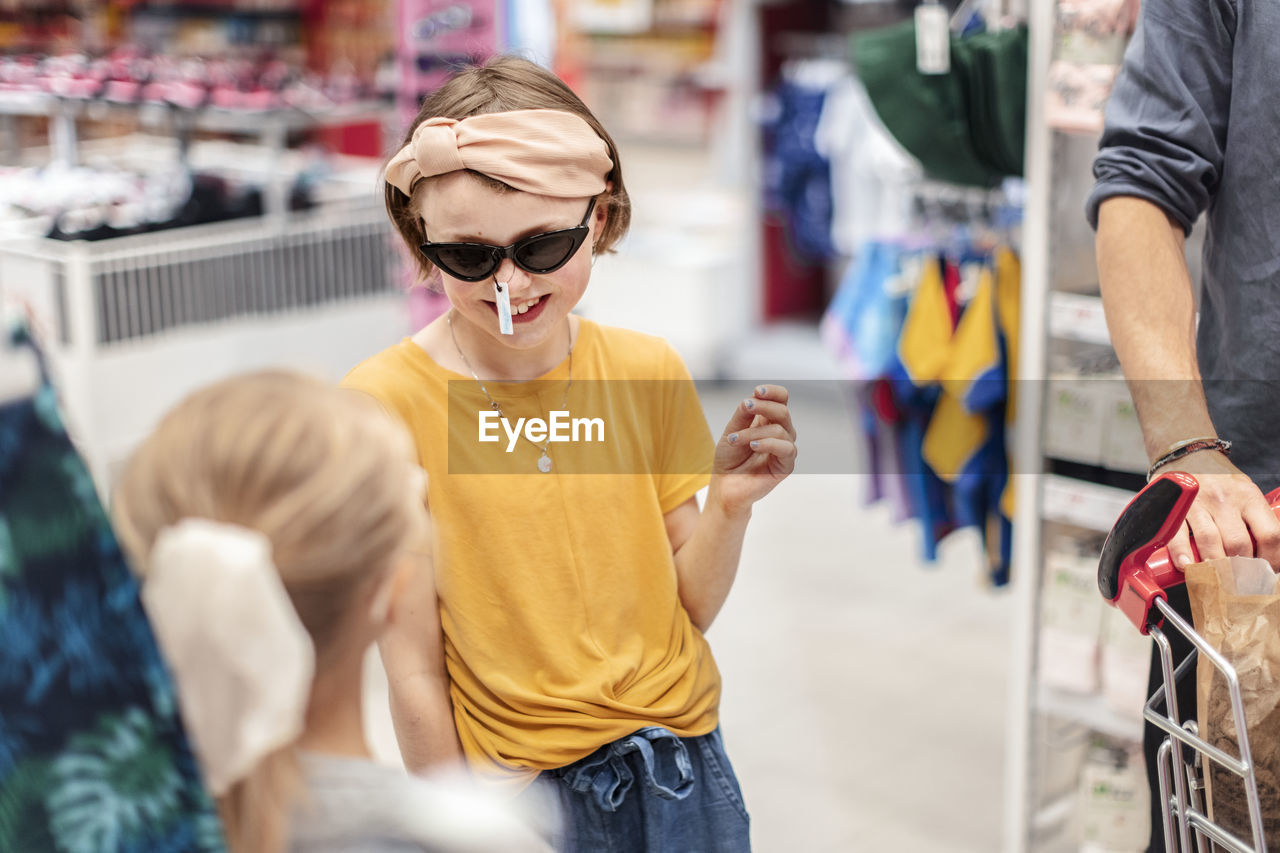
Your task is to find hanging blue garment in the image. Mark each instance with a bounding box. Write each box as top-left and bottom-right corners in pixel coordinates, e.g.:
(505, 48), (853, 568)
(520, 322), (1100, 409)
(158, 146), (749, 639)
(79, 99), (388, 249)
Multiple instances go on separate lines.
(952, 417), (1011, 585)
(0, 319), (225, 852)
(887, 358), (958, 563)
(762, 76), (838, 262)
(939, 253), (1016, 587)
(821, 240), (907, 380)
(824, 242), (918, 520)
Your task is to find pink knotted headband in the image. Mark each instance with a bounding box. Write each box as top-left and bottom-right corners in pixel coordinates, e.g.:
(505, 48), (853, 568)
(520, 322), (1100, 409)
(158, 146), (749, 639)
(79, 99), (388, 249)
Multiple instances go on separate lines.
(385, 109), (613, 198)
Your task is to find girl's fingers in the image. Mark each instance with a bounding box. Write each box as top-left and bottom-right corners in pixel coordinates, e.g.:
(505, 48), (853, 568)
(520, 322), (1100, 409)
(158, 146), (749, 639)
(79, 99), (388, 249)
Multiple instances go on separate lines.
(743, 436), (797, 463)
(739, 398), (796, 440)
(726, 424), (790, 447)
(753, 384), (790, 405)
(720, 399), (757, 439)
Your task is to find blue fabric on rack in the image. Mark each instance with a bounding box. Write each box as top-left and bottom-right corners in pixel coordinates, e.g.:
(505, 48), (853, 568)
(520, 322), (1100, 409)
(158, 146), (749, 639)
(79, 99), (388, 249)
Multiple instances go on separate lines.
(887, 359), (957, 563)
(762, 78), (837, 262)
(945, 253), (1014, 587)
(822, 234), (1018, 581)
(0, 319), (225, 852)
(822, 240), (899, 378)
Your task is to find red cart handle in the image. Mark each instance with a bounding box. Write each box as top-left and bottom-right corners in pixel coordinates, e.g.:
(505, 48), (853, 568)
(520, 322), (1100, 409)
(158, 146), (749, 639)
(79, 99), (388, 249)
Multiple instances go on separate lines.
(1098, 472), (1280, 633)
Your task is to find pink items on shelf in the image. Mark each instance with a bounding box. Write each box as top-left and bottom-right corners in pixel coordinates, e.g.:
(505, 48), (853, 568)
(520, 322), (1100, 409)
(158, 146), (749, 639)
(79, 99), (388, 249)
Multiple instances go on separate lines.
(1046, 0), (1139, 135)
(396, 0), (503, 125)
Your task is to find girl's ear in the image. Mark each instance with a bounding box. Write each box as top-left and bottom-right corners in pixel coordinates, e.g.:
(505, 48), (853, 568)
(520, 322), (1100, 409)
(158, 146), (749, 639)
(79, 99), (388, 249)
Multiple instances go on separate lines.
(592, 181), (613, 253)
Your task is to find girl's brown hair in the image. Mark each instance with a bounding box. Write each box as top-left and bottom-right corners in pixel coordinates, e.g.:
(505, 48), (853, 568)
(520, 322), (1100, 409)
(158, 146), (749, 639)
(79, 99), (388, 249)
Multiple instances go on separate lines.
(385, 55), (631, 283)
(112, 371), (425, 853)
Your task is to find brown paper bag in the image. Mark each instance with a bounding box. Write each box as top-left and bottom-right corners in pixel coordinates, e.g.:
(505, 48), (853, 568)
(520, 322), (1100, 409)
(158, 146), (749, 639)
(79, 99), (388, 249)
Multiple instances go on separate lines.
(1185, 557), (1280, 849)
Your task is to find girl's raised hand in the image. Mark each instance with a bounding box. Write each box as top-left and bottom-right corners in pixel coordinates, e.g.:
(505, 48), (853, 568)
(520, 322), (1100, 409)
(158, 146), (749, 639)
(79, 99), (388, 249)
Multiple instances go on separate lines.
(710, 384), (797, 515)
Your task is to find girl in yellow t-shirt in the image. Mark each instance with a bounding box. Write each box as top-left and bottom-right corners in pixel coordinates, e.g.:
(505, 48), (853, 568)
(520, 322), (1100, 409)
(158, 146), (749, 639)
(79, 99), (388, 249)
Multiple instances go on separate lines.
(344, 56), (797, 853)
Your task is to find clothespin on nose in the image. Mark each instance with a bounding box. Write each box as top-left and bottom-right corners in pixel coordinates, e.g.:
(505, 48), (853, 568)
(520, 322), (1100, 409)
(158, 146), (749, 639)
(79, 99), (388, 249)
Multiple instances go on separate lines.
(494, 278), (514, 335)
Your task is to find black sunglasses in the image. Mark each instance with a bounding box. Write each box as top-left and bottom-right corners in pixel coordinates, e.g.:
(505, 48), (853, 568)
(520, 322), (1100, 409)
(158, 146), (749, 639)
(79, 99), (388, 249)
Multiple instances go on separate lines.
(420, 198), (597, 282)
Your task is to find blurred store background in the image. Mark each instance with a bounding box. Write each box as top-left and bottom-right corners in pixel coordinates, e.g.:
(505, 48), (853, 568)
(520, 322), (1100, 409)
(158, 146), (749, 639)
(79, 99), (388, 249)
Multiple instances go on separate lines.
(0, 0), (1164, 850)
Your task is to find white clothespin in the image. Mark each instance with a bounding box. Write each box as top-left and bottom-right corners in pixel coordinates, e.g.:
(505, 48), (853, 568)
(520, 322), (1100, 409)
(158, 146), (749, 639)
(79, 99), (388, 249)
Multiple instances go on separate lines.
(494, 279), (514, 335)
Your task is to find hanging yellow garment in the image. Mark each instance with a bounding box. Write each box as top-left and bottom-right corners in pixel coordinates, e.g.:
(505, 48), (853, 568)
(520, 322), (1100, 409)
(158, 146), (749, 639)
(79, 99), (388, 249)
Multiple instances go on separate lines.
(995, 248), (1021, 520)
(897, 254), (954, 385)
(922, 264), (996, 483)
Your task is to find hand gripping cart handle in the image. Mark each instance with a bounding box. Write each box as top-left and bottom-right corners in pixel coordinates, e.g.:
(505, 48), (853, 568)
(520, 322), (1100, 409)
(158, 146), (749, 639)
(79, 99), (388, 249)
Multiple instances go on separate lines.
(1098, 472), (1278, 853)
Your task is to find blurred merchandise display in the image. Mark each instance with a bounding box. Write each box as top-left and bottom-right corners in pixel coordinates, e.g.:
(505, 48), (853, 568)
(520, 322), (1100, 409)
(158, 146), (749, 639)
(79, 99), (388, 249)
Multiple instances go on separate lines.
(568, 0), (726, 147)
(820, 218), (1023, 587)
(1078, 738), (1150, 853)
(395, 0), (503, 123)
(1045, 0), (1137, 134)
(0, 159), (323, 241)
(0, 0), (306, 55)
(0, 5), (405, 457)
(1038, 536), (1105, 695)
(853, 19), (1028, 187)
(0, 0), (397, 160)
(0, 49), (391, 110)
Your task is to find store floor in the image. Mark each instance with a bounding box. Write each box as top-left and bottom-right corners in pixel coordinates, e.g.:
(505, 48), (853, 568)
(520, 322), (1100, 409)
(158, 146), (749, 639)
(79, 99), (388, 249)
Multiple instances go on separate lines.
(363, 375), (1014, 852)
(693, 384), (1013, 853)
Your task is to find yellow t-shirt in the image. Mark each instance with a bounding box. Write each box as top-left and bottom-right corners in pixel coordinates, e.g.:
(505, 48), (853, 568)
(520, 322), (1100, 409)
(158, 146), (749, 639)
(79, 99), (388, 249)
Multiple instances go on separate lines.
(342, 319), (720, 787)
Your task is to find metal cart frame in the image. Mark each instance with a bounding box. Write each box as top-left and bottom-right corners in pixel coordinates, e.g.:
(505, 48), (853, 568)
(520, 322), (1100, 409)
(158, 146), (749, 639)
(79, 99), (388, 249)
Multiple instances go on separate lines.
(1099, 471), (1273, 853)
(1145, 597), (1268, 853)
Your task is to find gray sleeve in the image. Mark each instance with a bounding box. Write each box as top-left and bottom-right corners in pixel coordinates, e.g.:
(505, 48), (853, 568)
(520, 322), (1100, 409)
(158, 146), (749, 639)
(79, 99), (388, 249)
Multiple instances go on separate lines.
(1085, 0), (1237, 234)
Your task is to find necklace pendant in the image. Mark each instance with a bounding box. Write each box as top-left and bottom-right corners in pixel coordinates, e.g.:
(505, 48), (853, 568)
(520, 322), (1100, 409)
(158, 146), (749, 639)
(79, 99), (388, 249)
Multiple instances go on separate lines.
(537, 452), (553, 473)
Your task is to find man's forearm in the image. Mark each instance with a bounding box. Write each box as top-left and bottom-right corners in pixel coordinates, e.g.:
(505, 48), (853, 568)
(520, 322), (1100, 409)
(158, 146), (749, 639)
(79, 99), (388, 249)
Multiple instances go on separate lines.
(1096, 196), (1217, 460)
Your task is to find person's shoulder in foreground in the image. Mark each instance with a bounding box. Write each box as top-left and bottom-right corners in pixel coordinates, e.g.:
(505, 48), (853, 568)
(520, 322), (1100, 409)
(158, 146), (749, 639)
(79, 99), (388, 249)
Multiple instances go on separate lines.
(289, 753), (554, 853)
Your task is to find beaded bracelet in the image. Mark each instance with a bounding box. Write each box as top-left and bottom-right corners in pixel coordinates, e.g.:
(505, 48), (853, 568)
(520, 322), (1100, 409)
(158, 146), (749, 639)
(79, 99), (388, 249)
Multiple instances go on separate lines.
(1146, 437), (1232, 483)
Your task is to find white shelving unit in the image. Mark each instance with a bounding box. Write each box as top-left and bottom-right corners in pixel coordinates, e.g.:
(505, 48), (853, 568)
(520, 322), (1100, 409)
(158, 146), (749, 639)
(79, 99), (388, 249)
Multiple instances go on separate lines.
(1041, 475), (1137, 534)
(1035, 685), (1143, 745)
(1004, 3), (1152, 850)
(0, 195), (407, 493)
(0, 93), (406, 493)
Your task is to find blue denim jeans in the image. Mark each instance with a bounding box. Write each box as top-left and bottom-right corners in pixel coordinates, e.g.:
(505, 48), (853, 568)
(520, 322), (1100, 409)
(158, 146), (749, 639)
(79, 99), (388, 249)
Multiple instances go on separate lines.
(540, 726), (751, 853)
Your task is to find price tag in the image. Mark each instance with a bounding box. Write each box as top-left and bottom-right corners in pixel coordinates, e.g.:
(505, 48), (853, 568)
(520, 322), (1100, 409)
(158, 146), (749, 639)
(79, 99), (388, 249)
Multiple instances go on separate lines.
(915, 3), (951, 76)
(1043, 476), (1135, 532)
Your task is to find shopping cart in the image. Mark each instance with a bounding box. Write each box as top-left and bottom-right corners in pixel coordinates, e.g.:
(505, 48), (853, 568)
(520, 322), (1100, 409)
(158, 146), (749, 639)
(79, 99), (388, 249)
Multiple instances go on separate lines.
(1097, 471), (1274, 853)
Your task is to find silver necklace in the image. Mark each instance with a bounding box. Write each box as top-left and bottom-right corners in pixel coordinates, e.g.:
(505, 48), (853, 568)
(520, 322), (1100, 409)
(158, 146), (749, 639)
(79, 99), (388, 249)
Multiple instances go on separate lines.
(447, 310), (573, 473)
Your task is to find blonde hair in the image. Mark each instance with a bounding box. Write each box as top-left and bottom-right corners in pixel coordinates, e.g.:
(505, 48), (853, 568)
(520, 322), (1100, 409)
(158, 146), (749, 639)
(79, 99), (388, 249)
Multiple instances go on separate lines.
(386, 55), (631, 284)
(112, 370), (425, 853)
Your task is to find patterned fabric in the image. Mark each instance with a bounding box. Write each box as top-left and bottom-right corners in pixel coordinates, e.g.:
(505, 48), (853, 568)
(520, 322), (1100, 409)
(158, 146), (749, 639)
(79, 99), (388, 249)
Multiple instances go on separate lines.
(0, 319), (226, 852)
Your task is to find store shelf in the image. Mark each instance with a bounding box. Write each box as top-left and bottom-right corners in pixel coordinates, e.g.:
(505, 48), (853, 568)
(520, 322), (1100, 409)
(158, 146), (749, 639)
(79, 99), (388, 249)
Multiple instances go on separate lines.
(1042, 474), (1135, 532)
(1032, 792), (1075, 831)
(1048, 292), (1110, 346)
(0, 93), (390, 134)
(1036, 685), (1143, 744)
